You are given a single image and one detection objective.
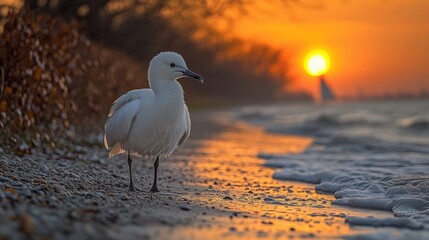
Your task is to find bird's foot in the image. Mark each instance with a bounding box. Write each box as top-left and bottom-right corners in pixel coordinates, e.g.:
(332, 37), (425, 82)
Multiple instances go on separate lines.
(149, 186), (160, 193)
(129, 185), (142, 192)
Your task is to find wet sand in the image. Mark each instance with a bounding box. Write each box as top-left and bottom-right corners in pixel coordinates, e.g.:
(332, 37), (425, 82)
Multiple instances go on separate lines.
(0, 109), (393, 239)
(116, 110), (393, 239)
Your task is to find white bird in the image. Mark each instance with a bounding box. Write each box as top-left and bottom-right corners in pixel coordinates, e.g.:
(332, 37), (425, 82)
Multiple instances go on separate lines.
(104, 52), (203, 192)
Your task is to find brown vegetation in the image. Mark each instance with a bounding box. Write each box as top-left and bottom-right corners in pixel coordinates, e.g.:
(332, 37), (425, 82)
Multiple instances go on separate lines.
(0, 8), (147, 149)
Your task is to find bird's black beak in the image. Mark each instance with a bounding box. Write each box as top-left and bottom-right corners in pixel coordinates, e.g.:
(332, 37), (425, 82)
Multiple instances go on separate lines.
(182, 69), (203, 83)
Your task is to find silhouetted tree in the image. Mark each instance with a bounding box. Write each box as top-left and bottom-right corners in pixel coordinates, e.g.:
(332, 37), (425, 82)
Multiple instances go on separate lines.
(23, 0), (310, 103)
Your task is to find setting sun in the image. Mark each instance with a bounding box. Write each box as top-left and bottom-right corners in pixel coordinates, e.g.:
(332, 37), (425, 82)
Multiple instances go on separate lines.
(304, 50), (331, 77)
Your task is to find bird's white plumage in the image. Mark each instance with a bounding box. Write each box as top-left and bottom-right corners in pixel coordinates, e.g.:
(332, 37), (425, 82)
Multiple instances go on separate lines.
(104, 52), (198, 159)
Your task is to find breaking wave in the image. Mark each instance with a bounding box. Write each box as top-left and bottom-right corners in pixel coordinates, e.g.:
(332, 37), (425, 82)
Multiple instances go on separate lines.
(239, 100), (429, 232)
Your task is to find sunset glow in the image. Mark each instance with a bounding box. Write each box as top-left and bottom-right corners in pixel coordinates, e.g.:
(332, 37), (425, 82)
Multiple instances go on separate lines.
(304, 50), (330, 77)
(229, 1), (429, 98)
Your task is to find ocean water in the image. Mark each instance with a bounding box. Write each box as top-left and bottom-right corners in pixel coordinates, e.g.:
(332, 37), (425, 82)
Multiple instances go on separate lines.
(237, 100), (429, 236)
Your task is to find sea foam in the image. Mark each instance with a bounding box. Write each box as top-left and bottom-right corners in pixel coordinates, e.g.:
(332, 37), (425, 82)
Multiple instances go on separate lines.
(239, 101), (429, 232)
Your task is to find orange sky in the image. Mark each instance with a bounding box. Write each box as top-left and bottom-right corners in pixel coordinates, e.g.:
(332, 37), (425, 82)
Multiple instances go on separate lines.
(230, 0), (429, 98)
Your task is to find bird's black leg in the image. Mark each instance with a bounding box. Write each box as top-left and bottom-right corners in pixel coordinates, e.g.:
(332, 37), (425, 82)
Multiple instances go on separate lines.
(150, 156), (160, 192)
(128, 152), (135, 191)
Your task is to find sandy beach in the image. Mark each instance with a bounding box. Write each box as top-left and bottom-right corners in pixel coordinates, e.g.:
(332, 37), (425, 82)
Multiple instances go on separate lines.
(0, 109), (399, 240)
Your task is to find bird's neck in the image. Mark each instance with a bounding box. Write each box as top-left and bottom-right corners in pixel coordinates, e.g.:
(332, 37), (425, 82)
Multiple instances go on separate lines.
(150, 79), (184, 99)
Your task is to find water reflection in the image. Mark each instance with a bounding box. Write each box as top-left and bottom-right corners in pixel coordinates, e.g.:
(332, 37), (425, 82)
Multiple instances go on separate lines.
(157, 119), (393, 239)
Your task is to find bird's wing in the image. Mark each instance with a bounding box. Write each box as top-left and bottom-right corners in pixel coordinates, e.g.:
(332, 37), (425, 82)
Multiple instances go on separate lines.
(107, 89), (145, 117)
(178, 104), (191, 147)
(104, 89), (153, 149)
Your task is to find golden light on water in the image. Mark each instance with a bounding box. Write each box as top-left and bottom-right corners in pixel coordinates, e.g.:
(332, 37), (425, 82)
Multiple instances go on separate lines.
(162, 119), (392, 239)
(304, 50), (331, 77)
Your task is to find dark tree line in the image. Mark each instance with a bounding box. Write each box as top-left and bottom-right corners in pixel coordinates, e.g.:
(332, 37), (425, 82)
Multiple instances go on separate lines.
(24, 0), (311, 103)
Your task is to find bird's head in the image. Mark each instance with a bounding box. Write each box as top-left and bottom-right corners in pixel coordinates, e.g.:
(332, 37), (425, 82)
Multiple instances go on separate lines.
(149, 52), (203, 83)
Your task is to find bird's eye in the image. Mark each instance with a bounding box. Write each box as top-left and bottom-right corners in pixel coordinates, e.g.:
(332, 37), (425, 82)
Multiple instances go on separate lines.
(170, 63), (176, 68)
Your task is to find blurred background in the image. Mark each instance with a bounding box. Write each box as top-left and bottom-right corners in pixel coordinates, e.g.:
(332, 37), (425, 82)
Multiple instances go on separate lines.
(0, 0), (428, 147)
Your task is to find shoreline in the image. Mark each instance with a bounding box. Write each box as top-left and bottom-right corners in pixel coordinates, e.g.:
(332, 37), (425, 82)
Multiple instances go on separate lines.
(0, 109), (396, 239)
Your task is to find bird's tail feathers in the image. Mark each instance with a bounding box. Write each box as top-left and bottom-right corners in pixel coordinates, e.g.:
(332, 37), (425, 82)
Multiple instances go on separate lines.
(108, 143), (124, 157)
